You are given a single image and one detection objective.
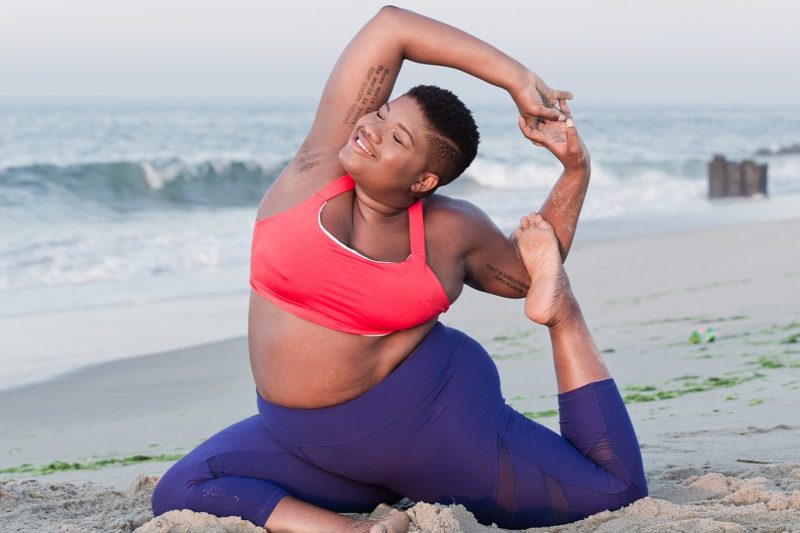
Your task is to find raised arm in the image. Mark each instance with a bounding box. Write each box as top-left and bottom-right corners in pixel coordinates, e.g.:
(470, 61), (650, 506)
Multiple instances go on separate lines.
(288, 6), (570, 179)
(517, 100), (591, 261)
(459, 103), (589, 300)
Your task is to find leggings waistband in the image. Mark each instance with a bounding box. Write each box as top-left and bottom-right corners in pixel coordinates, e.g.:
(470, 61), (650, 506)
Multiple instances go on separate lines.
(258, 322), (470, 446)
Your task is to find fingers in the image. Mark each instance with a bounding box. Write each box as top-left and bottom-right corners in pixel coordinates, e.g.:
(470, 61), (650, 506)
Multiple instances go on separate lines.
(565, 118), (581, 154)
(558, 98), (573, 119)
(534, 104), (566, 122)
(517, 115), (546, 147)
(551, 89), (573, 100)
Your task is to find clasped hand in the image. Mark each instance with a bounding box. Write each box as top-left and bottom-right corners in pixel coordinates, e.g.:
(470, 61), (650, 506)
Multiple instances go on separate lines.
(518, 99), (589, 173)
(511, 72), (589, 172)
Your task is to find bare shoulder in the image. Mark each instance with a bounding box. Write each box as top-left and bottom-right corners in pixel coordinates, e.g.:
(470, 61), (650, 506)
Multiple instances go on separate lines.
(422, 194), (499, 253)
(423, 194), (496, 231)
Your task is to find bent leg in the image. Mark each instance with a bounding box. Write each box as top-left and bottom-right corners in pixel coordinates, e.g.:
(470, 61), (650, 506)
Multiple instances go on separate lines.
(151, 414), (400, 527)
(493, 214), (646, 526)
(494, 380), (646, 528)
(376, 328), (646, 529)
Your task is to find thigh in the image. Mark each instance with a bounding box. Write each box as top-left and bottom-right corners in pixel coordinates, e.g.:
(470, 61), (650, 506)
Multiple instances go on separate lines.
(357, 331), (507, 521)
(171, 414), (400, 513)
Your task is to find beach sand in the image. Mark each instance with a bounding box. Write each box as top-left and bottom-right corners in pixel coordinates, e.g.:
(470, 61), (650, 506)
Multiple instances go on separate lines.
(2, 217), (799, 532)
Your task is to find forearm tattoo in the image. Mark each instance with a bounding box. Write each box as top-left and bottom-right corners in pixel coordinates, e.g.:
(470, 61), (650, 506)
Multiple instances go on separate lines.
(342, 65), (391, 126)
(485, 263), (529, 295)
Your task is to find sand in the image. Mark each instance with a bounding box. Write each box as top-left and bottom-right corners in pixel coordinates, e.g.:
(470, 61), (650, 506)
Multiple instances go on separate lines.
(2, 216), (799, 532)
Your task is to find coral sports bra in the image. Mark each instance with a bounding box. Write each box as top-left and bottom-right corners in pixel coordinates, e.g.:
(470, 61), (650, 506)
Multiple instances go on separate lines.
(250, 175), (450, 335)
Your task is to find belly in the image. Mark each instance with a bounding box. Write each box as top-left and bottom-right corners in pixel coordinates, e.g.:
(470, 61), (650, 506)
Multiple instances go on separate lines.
(248, 292), (436, 408)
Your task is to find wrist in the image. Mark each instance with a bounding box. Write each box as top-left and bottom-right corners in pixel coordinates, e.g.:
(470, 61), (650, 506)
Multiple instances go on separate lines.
(508, 67), (537, 102)
(563, 160), (591, 178)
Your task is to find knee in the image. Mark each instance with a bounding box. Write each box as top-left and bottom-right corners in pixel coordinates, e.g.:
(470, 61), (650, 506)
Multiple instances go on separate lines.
(151, 465), (185, 517)
(151, 458), (208, 517)
(617, 479), (648, 510)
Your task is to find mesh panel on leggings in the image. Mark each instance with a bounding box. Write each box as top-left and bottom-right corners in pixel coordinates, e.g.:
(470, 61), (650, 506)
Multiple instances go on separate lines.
(585, 433), (619, 472)
(484, 437), (517, 525)
(542, 472), (573, 525)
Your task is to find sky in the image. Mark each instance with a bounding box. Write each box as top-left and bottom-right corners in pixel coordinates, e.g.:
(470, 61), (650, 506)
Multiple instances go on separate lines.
(1, 0), (798, 107)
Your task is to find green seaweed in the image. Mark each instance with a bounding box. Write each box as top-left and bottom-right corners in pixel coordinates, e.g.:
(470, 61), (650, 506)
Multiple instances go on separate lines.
(748, 399), (764, 406)
(780, 333), (800, 344)
(670, 374), (701, 382)
(0, 453), (184, 477)
(523, 409), (558, 419)
(755, 356), (785, 369)
(624, 385), (657, 392)
(622, 374), (763, 404)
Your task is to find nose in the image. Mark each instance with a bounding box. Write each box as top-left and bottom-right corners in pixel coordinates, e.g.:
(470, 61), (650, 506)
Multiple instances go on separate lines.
(362, 121), (382, 144)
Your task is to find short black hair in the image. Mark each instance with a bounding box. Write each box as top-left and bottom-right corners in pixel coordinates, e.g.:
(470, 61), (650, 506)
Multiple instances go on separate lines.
(405, 85), (479, 189)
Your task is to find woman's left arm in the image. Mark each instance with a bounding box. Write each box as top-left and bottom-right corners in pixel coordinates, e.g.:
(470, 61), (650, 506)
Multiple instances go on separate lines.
(460, 103), (590, 298)
(518, 100), (591, 261)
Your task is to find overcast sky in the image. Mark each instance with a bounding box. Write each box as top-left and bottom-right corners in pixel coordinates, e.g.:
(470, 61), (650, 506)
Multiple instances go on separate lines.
(1, 0), (798, 107)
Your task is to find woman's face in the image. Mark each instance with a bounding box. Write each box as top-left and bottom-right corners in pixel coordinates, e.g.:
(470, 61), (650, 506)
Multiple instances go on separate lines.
(339, 95), (436, 196)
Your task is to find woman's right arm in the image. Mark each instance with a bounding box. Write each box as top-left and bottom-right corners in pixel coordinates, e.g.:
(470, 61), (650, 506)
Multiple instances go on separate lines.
(273, 6), (569, 191)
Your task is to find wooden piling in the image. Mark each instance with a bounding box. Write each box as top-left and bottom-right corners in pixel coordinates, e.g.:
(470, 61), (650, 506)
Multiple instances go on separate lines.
(708, 155), (728, 198)
(707, 155), (768, 199)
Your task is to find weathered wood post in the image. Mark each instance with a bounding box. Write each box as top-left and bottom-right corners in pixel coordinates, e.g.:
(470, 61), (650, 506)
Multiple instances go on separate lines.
(727, 161), (743, 196)
(708, 155), (728, 198)
(741, 160), (768, 196)
(708, 155), (768, 198)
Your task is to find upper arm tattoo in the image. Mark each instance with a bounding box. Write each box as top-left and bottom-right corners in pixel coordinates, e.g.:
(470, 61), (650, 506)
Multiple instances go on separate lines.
(342, 65), (392, 127)
(485, 263), (530, 295)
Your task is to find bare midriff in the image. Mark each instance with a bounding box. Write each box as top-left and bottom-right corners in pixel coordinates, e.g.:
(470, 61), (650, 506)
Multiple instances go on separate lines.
(248, 292), (437, 409)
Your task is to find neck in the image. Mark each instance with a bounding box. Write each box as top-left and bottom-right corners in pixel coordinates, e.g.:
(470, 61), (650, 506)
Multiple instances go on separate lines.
(351, 186), (416, 226)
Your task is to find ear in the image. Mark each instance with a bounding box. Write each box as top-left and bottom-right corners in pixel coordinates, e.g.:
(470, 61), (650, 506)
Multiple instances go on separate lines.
(411, 172), (440, 195)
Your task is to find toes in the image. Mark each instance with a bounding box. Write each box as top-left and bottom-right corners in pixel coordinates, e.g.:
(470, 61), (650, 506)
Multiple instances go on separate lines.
(520, 212), (541, 230)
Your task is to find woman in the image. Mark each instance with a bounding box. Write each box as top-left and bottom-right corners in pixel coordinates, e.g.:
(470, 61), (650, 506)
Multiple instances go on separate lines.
(152, 6), (647, 531)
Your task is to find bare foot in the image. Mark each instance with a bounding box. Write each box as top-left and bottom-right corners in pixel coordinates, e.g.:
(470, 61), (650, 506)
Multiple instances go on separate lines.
(514, 213), (577, 327)
(350, 504), (410, 533)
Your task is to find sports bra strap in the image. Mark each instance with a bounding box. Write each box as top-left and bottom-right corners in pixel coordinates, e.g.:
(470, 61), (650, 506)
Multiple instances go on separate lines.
(408, 200), (426, 259)
(318, 175), (355, 200)
(319, 175), (425, 258)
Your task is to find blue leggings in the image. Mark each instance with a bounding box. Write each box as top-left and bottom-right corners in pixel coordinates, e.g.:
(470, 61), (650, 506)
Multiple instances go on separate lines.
(151, 323), (647, 528)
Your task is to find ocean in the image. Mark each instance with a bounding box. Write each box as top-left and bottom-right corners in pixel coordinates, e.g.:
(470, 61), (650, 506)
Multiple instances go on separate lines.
(1, 104), (798, 388)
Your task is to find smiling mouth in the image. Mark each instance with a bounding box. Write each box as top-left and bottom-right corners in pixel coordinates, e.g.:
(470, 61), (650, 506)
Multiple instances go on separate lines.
(355, 131), (375, 157)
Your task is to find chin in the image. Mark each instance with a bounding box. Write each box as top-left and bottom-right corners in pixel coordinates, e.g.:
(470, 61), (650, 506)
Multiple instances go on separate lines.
(338, 147), (360, 176)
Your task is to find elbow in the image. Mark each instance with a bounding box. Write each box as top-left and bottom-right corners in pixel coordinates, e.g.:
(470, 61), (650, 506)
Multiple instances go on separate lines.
(378, 5), (400, 14)
(376, 5), (401, 21)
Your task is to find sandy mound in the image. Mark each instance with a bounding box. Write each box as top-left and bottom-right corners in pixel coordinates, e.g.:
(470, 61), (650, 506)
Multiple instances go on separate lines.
(137, 509), (264, 533)
(0, 474), (156, 533)
(3, 465), (800, 532)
